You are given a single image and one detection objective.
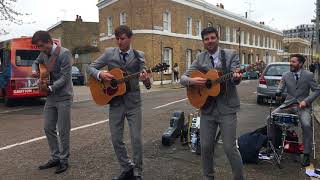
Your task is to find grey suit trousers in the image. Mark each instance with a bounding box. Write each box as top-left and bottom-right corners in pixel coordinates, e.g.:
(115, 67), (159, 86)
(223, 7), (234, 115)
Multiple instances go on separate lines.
(109, 99), (143, 176)
(44, 99), (72, 164)
(272, 106), (312, 154)
(201, 112), (244, 180)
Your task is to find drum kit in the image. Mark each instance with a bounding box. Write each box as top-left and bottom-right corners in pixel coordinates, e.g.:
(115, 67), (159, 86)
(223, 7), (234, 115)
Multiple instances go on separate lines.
(265, 97), (316, 168)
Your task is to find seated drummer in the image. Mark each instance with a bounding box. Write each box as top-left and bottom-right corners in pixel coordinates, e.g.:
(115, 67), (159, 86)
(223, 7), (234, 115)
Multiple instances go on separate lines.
(274, 54), (320, 167)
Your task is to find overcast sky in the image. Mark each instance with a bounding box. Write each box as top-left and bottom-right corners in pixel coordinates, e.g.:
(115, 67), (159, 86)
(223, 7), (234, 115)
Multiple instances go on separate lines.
(0, 0), (315, 41)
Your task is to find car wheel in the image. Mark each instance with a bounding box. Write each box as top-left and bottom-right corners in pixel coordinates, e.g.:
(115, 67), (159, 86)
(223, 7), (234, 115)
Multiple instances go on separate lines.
(257, 95), (264, 105)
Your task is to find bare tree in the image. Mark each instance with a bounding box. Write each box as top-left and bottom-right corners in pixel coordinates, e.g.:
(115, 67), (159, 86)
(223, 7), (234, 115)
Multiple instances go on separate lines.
(0, 0), (30, 36)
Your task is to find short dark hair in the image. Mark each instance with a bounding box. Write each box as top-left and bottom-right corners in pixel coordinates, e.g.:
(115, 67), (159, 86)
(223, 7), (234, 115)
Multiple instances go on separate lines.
(201, 27), (219, 40)
(290, 54), (306, 64)
(115, 25), (133, 38)
(32, 30), (53, 45)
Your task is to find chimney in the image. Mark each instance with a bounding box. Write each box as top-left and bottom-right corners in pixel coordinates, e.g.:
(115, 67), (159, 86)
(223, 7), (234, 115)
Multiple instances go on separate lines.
(245, 12), (248, 18)
(76, 15), (83, 22)
(220, 3), (224, 9)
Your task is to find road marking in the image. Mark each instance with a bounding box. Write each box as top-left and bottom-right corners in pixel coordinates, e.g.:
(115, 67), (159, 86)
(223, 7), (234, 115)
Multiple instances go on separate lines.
(0, 107), (33, 114)
(0, 119), (109, 152)
(240, 102), (258, 106)
(152, 98), (188, 109)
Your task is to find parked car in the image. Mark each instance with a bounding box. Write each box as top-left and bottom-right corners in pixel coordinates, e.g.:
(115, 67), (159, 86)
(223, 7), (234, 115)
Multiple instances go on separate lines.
(72, 66), (85, 85)
(241, 64), (259, 79)
(256, 62), (290, 104)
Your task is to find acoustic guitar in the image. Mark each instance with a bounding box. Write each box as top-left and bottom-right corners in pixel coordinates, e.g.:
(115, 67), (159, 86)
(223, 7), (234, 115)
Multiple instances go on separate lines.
(187, 63), (258, 108)
(89, 63), (170, 105)
(38, 64), (50, 95)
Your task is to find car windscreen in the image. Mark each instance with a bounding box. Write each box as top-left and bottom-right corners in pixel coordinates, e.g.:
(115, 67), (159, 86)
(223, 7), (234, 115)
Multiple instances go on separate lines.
(72, 66), (80, 73)
(264, 64), (289, 76)
(15, 50), (40, 66)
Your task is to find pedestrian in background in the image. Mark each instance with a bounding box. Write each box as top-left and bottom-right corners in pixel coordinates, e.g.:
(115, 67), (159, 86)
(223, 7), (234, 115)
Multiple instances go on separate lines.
(172, 63), (179, 83)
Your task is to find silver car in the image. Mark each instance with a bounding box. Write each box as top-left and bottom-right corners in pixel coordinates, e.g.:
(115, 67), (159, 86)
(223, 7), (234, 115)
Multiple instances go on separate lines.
(256, 62), (290, 104)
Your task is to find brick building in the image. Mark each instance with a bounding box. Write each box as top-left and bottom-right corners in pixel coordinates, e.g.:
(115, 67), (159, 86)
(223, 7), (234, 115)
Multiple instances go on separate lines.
(48, 15), (100, 76)
(97, 0), (283, 82)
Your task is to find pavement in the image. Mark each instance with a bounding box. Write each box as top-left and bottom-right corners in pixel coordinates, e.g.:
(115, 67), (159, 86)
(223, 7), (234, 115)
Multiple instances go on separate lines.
(0, 80), (320, 180)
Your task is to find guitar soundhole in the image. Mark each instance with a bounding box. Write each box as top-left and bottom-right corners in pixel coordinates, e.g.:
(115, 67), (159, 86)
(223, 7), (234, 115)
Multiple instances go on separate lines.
(205, 80), (212, 89)
(106, 86), (118, 96)
(110, 79), (118, 88)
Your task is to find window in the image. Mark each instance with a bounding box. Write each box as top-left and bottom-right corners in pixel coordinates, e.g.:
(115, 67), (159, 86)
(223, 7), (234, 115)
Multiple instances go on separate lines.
(120, 12), (127, 25)
(208, 22), (213, 27)
(217, 25), (221, 39)
(225, 27), (230, 42)
(163, 48), (172, 74)
(0, 49), (3, 73)
(241, 31), (244, 45)
(247, 32), (250, 45)
(252, 34), (255, 46)
(163, 11), (171, 32)
(186, 49), (192, 69)
(258, 35), (260, 47)
(187, 17), (192, 35)
(233, 28), (237, 43)
(15, 50), (40, 66)
(107, 16), (113, 36)
(195, 20), (201, 37)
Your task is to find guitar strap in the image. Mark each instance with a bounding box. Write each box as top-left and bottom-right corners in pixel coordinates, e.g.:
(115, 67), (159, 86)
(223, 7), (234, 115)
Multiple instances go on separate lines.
(220, 49), (227, 95)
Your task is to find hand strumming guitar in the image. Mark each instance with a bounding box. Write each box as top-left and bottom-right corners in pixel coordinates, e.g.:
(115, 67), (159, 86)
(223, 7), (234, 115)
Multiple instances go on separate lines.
(189, 77), (207, 86)
(32, 71), (40, 78)
(99, 71), (114, 81)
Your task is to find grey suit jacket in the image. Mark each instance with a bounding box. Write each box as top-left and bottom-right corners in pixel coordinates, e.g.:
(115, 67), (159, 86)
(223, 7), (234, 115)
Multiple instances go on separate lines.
(277, 69), (320, 107)
(32, 47), (74, 102)
(86, 47), (146, 108)
(180, 48), (241, 115)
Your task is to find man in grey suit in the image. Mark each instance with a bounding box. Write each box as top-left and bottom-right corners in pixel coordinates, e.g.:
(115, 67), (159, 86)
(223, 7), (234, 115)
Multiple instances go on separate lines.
(87, 25), (151, 180)
(31, 31), (73, 174)
(275, 54), (320, 167)
(180, 27), (244, 180)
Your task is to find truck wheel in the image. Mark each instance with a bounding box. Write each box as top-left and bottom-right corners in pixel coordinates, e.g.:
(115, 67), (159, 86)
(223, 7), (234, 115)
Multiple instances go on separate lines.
(4, 94), (14, 107)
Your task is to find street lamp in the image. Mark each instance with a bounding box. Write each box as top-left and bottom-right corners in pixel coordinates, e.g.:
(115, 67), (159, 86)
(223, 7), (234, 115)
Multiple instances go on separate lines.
(237, 27), (241, 64)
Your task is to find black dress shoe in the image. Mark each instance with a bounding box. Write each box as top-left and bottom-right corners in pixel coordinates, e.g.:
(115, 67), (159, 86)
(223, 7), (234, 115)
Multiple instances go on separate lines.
(55, 163), (68, 174)
(302, 154), (310, 167)
(112, 168), (133, 180)
(38, 160), (60, 170)
(134, 176), (142, 180)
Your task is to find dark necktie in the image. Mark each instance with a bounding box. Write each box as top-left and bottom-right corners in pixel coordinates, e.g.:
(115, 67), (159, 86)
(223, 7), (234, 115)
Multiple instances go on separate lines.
(210, 56), (215, 68)
(121, 52), (128, 63)
(295, 73), (299, 81)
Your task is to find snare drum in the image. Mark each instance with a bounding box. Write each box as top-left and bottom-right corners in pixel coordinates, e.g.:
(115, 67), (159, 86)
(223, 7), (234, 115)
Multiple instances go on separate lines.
(272, 113), (299, 126)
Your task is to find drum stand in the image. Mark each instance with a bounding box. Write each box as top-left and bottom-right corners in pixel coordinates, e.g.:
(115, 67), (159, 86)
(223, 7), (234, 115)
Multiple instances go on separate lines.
(266, 96), (282, 168)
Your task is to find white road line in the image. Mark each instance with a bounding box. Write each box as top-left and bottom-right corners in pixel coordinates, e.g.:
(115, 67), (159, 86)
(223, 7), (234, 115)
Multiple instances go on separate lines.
(0, 107), (33, 114)
(240, 102), (258, 106)
(0, 119), (109, 152)
(152, 98), (188, 109)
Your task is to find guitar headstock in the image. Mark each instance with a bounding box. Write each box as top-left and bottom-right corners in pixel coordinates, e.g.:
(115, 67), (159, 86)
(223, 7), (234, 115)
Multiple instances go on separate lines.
(151, 63), (170, 73)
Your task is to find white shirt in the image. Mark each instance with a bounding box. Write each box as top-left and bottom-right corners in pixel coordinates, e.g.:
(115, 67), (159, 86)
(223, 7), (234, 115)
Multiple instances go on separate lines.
(210, 47), (220, 68)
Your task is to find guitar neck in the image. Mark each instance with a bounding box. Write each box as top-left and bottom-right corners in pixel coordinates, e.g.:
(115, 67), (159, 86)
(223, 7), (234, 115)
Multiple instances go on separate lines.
(212, 68), (247, 84)
(116, 69), (151, 83)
